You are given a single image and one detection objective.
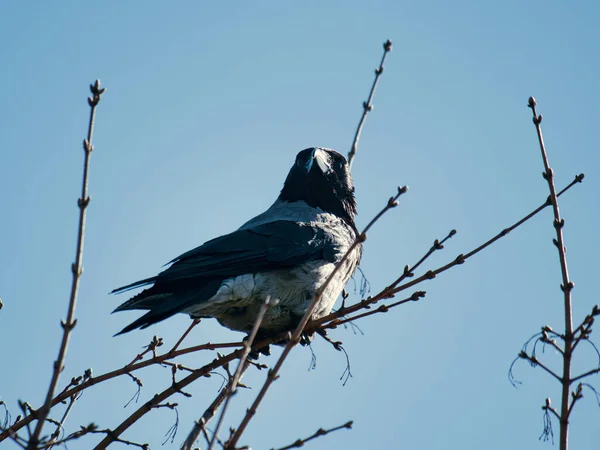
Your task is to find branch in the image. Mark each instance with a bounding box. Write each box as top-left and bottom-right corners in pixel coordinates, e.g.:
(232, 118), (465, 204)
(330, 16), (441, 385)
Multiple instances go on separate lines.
(386, 174), (583, 297)
(92, 329), (312, 449)
(518, 351), (562, 383)
(571, 367), (600, 384)
(28, 80), (106, 449)
(92, 348), (246, 449)
(180, 385), (230, 450)
(326, 291), (426, 328)
(52, 423), (149, 449)
(206, 298), (272, 450)
(271, 421), (353, 450)
(528, 96), (576, 450)
(567, 384), (583, 419)
(347, 39), (392, 168)
(571, 305), (600, 352)
(1, 340), (243, 442)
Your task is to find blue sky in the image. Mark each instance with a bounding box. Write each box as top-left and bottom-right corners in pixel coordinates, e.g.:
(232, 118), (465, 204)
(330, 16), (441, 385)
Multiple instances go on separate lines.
(1, 1), (599, 449)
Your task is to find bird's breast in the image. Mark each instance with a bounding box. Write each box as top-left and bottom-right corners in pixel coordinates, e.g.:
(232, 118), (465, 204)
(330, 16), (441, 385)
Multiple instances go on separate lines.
(187, 251), (359, 334)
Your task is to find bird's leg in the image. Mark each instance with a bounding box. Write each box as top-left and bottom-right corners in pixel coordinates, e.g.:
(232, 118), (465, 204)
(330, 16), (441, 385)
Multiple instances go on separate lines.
(170, 318), (201, 353)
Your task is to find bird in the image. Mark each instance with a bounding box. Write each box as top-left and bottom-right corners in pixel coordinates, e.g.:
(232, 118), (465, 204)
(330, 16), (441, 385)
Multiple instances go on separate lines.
(112, 147), (362, 339)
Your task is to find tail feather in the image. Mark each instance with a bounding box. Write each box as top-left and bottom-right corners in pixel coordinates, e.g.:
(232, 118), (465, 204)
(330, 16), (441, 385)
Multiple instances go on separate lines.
(112, 278), (223, 335)
(112, 287), (172, 313)
(110, 276), (159, 295)
(114, 307), (180, 335)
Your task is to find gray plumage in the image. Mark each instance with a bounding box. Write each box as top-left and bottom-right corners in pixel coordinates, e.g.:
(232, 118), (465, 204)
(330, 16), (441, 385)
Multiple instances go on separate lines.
(112, 147), (361, 336)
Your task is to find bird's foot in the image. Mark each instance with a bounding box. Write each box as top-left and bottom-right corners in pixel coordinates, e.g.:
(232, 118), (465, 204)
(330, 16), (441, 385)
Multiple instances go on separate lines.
(248, 344), (271, 360)
(299, 331), (315, 346)
(316, 328), (343, 351)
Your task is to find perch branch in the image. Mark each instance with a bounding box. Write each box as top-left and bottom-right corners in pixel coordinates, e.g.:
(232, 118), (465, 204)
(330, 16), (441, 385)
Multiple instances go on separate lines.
(206, 298), (271, 450)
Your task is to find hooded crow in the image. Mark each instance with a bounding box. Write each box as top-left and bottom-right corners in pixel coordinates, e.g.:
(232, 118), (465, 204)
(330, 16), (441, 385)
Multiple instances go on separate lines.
(112, 147), (361, 336)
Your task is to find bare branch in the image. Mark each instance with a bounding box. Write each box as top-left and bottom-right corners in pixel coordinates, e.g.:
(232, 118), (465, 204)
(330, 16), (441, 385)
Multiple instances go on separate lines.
(327, 291), (426, 328)
(567, 384), (583, 419)
(28, 81), (106, 449)
(1, 340), (243, 442)
(206, 298), (272, 450)
(180, 386), (230, 450)
(347, 39), (392, 168)
(386, 174), (583, 297)
(571, 367), (600, 384)
(170, 319), (201, 353)
(518, 351), (562, 383)
(52, 423), (149, 449)
(271, 421), (353, 450)
(528, 96), (577, 450)
(571, 305), (600, 352)
(91, 348), (246, 449)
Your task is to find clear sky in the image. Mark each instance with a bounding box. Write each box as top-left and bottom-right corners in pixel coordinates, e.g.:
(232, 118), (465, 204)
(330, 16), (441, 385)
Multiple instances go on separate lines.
(1, 1), (599, 449)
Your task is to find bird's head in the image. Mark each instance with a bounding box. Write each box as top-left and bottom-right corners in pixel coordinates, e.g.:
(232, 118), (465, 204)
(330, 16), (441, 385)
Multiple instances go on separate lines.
(279, 147), (357, 226)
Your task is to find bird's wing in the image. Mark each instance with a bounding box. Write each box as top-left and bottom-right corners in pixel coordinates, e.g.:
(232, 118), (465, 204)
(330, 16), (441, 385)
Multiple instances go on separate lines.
(111, 220), (343, 334)
(112, 220), (339, 295)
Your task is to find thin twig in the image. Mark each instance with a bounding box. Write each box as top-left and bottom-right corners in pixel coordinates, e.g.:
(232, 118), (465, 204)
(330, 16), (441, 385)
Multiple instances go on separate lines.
(328, 291), (426, 327)
(92, 330), (305, 449)
(44, 394), (79, 448)
(27, 81), (105, 449)
(571, 305), (599, 352)
(271, 421), (353, 450)
(386, 174), (583, 297)
(528, 96), (575, 450)
(52, 424), (149, 449)
(571, 367), (600, 384)
(170, 319), (201, 353)
(206, 298), (272, 450)
(180, 386), (231, 450)
(92, 349), (246, 449)
(519, 353), (562, 383)
(567, 384), (583, 419)
(225, 186), (407, 449)
(94, 326), (313, 449)
(385, 230), (456, 291)
(347, 40), (392, 168)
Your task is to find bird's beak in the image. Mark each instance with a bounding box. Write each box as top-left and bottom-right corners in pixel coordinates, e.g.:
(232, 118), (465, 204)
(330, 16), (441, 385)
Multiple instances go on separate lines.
(305, 148), (331, 174)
